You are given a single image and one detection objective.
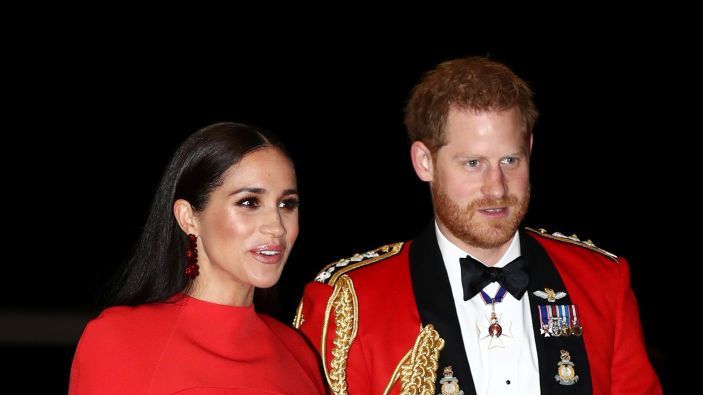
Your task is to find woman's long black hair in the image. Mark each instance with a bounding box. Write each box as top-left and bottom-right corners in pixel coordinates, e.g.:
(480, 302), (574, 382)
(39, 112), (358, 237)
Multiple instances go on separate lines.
(107, 122), (288, 307)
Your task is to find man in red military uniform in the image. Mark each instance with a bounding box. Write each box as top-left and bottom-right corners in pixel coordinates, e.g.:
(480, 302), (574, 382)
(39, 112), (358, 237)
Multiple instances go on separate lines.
(295, 57), (661, 395)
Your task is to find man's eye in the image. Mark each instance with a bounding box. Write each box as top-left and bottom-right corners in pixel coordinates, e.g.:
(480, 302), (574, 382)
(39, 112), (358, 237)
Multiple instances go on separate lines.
(466, 160), (479, 168)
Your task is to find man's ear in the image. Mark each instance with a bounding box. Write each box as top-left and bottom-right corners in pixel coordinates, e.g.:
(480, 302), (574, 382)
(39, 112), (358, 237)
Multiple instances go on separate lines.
(410, 141), (434, 182)
(173, 199), (198, 235)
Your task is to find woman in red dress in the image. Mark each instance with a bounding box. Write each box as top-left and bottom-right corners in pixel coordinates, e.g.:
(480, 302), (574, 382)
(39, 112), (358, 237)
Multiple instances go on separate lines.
(69, 122), (325, 395)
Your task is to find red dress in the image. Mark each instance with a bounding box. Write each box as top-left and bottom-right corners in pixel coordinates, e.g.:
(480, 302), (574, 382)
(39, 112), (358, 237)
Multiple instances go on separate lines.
(69, 294), (325, 394)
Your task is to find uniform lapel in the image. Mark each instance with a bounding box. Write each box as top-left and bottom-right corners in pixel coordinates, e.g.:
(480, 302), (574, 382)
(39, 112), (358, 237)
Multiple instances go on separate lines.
(409, 223), (477, 395)
(521, 231), (593, 394)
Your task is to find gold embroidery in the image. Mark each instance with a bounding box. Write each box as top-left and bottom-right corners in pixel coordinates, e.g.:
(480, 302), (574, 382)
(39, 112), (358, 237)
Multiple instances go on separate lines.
(526, 227), (618, 261)
(384, 352), (410, 395)
(321, 275), (359, 395)
(383, 324), (445, 395)
(293, 300), (304, 329)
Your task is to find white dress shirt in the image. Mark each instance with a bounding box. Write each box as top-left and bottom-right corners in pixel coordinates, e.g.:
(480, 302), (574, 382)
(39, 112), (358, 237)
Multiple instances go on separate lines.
(436, 222), (540, 395)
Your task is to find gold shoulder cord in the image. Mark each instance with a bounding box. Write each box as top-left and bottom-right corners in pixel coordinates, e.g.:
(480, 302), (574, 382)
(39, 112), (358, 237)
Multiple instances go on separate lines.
(292, 300), (304, 329)
(321, 275), (359, 395)
(383, 324), (445, 395)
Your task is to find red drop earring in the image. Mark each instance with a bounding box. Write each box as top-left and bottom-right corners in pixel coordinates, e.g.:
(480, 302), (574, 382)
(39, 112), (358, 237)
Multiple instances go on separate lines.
(185, 234), (200, 279)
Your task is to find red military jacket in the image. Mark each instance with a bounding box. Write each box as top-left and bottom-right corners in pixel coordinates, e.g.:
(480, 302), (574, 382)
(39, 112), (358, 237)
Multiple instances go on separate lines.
(296, 225), (662, 395)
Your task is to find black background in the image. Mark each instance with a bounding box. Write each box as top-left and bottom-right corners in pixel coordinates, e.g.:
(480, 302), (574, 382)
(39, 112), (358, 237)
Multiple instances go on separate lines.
(3, 27), (689, 393)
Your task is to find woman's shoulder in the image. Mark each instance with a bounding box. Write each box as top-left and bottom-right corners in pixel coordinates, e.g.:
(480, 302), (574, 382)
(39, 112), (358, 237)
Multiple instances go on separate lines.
(70, 301), (185, 393)
(259, 314), (304, 340)
(82, 301), (184, 345)
(258, 313), (293, 330)
(259, 314), (317, 364)
(72, 301), (184, 373)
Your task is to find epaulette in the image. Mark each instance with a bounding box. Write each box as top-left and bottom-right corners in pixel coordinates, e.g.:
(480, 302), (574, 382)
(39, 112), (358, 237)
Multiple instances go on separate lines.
(314, 242), (404, 285)
(525, 227), (618, 261)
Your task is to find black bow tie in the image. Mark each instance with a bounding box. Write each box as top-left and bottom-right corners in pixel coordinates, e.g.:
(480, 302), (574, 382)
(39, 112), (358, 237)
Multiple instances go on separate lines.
(459, 255), (529, 301)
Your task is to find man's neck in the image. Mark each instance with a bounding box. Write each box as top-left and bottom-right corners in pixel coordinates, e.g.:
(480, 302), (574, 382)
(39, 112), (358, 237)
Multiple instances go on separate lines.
(436, 222), (515, 266)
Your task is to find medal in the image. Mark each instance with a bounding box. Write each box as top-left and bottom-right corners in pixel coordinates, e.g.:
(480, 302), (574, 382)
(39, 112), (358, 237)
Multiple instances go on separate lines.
(561, 324), (572, 337)
(488, 311), (502, 337)
(481, 287), (507, 338)
(550, 317), (563, 337)
(538, 304), (584, 337)
(438, 366), (464, 395)
(571, 324), (583, 336)
(570, 304), (583, 336)
(559, 304), (570, 336)
(554, 349), (579, 385)
(538, 304), (551, 337)
(477, 287), (512, 349)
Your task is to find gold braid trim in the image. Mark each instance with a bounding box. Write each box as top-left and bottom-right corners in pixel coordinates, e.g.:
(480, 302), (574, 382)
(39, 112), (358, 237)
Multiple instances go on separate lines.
(525, 227), (618, 261)
(292, 300), (304, 329)
(314, 242), (404, 285)
(321, 275), (359, 395)
(383, 324), (445, 395)
(329, 243), (404, 285)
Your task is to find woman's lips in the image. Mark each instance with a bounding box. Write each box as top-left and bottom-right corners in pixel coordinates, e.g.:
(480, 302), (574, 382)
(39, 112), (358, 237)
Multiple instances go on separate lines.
(250, 244), (284, 264)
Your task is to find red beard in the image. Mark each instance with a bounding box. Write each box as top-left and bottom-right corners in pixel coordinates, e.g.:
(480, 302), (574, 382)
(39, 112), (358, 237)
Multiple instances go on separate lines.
(432, 180), (530, 249)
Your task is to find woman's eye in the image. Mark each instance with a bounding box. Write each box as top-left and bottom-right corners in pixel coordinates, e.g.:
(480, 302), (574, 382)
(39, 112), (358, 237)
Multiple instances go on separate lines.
(279, 198), (300, 210)
(237, 197), (260, 208)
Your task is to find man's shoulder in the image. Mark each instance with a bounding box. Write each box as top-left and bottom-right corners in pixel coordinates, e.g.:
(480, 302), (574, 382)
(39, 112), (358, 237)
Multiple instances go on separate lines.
(525, 226), (619, 263)
(312, 241), (408, 286)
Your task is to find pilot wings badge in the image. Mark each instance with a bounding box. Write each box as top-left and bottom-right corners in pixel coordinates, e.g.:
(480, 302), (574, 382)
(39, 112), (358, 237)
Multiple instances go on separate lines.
(533, 288), (567, 303)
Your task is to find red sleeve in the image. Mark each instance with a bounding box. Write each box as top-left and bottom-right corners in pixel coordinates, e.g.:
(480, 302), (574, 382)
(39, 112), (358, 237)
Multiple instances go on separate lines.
(68, 311), (155, 395)
(68, 325), (86, 395)
(68, 316), (137, 395)
(611, 258), (663, 395)
(298, 281), (332, 356)
(298, 280), (371, 394)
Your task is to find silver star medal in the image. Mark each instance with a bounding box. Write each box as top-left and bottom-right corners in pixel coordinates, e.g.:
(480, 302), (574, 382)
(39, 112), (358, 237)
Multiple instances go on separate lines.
(477, 311), (513, 349)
